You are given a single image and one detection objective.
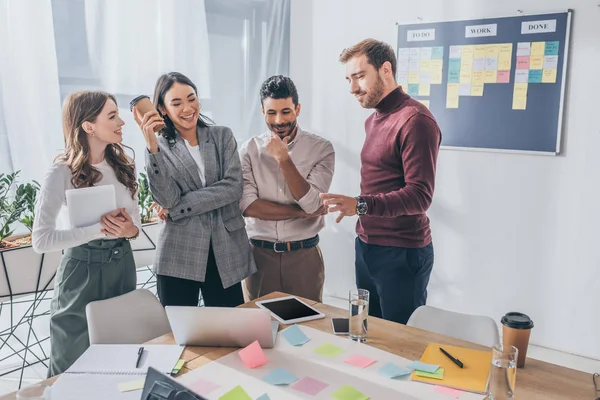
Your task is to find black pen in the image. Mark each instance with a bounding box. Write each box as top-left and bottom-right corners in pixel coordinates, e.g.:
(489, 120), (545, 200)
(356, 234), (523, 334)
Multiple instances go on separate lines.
(135, 347), (144, 368)
(439, 347), (464, 368)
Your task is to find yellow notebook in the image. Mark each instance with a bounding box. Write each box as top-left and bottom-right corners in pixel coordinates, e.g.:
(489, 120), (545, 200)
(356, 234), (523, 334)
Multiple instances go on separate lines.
(410, 343), (492, 394)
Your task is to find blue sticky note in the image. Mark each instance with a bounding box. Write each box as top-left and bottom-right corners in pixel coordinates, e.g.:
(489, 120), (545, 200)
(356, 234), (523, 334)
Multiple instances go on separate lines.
(406, 361), (440, 374)
(378, 363), (413, 379)
(544, 41), (559, 56)
(263, 368), (298, 386)
(281, 324), (310, 346)
(448, 59), (461, 72)
(408, 84), (419, 97)
(431, 47), (444, 59)
(448, 70), (460, 84)
(528, 70), (543, 83)
(257, 394), (271, 400)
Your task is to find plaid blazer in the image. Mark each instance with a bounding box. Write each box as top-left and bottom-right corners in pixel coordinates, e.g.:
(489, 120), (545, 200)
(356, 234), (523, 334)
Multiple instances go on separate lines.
(145, 125), (256, 288)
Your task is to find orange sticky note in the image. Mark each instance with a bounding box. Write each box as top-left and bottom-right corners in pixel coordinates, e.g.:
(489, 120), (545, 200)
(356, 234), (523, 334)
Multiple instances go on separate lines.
(238, 340), (268, 368)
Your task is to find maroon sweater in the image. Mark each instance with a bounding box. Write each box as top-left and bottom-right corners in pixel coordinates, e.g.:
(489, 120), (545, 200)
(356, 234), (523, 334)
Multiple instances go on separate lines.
(358, 87), (441, 248)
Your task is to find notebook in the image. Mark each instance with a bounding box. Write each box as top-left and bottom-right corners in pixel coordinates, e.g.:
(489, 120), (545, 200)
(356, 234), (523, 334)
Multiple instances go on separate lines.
(410, 343), (492, 394)
(66, 344), (184, 375)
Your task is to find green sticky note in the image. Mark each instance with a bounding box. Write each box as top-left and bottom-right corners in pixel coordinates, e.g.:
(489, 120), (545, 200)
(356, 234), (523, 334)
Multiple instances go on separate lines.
(313, 343), (344, 358)
(219, 385), (252, 400)
(331, 384), (369, 400)
(415, 367), (444, 380)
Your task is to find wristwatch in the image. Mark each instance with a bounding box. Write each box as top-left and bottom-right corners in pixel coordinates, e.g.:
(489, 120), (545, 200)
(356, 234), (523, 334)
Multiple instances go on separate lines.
(355, 196), (368, 216)
(126, 227), (140, 241)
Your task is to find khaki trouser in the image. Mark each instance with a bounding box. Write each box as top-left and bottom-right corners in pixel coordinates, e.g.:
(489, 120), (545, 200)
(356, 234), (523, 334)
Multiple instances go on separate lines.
(244, 244), (325, 302)
(48, 239), (136, 377)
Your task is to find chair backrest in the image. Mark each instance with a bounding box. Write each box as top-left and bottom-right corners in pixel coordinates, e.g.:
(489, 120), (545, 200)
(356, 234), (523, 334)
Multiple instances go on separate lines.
(86, 289), (171, 344)
(407, 305), (500, 348)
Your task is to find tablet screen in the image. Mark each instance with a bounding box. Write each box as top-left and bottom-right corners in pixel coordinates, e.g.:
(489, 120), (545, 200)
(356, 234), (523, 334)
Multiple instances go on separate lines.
(260, 298), (320, 321)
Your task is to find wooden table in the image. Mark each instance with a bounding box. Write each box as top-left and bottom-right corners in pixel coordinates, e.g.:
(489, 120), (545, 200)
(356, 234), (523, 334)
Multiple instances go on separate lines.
(2, 292), (595, 399)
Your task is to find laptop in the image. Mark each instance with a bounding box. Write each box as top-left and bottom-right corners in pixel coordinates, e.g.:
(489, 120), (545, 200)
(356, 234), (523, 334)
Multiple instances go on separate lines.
(165, 306), (279, 348)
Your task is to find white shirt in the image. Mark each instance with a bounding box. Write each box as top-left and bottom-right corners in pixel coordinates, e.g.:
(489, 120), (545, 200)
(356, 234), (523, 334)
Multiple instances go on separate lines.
(184, 141), (206, 187)
(32, 160), (142, 253)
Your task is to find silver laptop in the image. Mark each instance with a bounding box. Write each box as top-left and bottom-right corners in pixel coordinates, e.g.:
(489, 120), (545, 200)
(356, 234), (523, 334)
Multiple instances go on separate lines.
(165, 306), (279, 348)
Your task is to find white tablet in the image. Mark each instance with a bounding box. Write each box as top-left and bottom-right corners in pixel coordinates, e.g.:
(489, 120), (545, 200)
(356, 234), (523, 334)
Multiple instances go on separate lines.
(66, 185), (117, 228)
(255, 296), (326, 325)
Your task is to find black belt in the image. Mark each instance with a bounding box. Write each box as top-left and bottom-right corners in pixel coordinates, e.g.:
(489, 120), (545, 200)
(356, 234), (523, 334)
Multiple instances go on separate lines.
(64, 239), (129, 264)
(250, 235), (319, 253)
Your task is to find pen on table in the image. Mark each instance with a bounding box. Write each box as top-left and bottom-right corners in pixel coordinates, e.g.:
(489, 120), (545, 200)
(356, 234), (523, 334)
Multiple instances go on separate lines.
(135, 347), (144, 368)
(439, 347), (464, 368)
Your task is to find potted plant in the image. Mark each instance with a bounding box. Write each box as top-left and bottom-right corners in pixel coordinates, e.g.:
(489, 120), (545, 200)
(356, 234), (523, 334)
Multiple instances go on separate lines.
(0, 172), (27, 248)
(131, 172), (160, 269)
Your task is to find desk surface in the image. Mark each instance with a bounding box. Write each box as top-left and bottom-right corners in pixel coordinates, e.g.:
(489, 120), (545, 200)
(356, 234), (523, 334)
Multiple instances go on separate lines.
(2, 292), (595, 399)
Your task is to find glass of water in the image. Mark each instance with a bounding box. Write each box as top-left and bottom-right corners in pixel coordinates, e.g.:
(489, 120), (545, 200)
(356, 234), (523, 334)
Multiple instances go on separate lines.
(349, 288), (369, 343)
(487, 344), (518, 400)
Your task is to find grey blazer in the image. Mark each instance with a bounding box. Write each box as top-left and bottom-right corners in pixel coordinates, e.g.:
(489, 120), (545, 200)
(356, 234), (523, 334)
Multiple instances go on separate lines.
(145, 125), (256, 288)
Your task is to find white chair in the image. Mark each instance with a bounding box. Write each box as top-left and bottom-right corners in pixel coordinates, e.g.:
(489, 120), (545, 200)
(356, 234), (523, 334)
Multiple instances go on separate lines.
(86, 289), (171, 344)
(407, 305), (500, 347)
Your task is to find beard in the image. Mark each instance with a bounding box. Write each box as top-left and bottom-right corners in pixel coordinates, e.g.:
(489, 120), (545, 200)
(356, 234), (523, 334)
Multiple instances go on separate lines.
(267, 119), (297, 139)
(357, 75), (385, 109)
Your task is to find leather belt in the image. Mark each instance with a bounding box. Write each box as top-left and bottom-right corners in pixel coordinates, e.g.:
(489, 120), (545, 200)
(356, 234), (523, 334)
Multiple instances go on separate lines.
(250, 235), (319, 253)
(65, 239), (129, 264)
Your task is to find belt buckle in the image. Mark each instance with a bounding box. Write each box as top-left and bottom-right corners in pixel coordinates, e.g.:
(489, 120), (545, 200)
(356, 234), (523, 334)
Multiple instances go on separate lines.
(273, 242), (285, 253)
(107, 248), (121, 262)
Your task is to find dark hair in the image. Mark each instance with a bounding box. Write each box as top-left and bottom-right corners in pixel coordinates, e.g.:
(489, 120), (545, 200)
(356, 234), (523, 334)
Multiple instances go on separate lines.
(260, 75), (299, 106)
(152, 72), (213, 143)
(339, 38), (397, 78)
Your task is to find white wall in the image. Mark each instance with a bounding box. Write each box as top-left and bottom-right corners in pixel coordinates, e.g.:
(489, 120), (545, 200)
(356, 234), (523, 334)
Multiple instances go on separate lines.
(290, 0), (600, 360)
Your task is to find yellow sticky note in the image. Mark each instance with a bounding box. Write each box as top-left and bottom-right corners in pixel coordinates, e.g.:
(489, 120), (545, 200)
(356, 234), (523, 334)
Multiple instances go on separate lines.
(498, 44), (513, 70)
(461, 45), (474, 59)
(408, 72), (420, 84)
(446, 83), (459, 109)
(417, 99), (430, 109)
(484, 70), (497, 83)
(430, 69), (443, 84)
(530, 56), (543, 70)
(486, 44), (500, 58)
(418, 83), (431, 96)
(531, 42), (545, 56)
(471, 71), (484, 85)
(474, 45), (487, 59)
(420, 60), (431, 72)
(460, 70), (472, 83)
(118, 379), (146, 393)
(429, 59), (443, 71)
(513, 83), (528, 98)
(542, 69), (557, 83)
(471, 83), (484, 96)
(512, 96), (527, 110)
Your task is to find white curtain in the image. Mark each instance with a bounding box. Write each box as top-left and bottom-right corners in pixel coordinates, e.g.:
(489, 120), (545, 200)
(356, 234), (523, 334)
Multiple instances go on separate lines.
(84, 0), (211, 98)
(0, 0), (64, 182)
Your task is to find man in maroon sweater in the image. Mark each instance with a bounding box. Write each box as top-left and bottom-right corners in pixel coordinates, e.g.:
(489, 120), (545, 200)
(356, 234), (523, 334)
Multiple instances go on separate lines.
(320, 39), (441, 325)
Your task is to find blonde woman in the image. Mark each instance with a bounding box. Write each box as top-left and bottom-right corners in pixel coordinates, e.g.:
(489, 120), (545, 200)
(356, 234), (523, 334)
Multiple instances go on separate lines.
(32, 91), (141, 377)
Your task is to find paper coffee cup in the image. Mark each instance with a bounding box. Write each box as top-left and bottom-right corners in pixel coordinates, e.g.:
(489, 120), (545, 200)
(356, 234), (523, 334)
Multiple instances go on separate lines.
(129, 95), (164, 132)
(501, 312), (533, 368)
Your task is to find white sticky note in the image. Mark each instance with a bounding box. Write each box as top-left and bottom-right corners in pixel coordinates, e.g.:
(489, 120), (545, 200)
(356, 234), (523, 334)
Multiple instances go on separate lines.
(420, 47), (433, 60)
(543, 55), (558, 70)
(449, 46), (462, 59)
(515, 70), (529, 83)
(517, 42), (531, 56)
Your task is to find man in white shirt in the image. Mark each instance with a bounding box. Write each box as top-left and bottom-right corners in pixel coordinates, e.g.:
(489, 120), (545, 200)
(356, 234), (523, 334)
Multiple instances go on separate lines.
(239, 76), (335, 302)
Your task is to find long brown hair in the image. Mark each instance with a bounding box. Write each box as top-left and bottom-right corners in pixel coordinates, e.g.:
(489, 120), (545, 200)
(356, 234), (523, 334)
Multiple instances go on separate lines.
(56, 91), (138, 198)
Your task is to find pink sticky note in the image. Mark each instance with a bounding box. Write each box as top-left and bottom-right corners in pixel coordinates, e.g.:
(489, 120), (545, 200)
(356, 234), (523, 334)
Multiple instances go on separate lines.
(188, 377), (220, 396)
(516, 56), (530, 70)
(433, 385), (465, 399)
(238, 340), (268, 368)
(497, 70), (510, 83)
(292, 377), (329, 396)
(343, 354), (377, 368)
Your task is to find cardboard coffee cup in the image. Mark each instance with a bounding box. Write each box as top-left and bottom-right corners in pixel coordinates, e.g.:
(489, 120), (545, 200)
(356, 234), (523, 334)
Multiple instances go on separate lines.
(501, 312), (534, 368)
(130, 95), (164, 132)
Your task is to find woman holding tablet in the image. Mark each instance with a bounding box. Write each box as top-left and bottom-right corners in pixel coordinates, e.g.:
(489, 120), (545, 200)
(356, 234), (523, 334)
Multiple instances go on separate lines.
(32, 91), (141, 376)
(138, 72), (255, 308)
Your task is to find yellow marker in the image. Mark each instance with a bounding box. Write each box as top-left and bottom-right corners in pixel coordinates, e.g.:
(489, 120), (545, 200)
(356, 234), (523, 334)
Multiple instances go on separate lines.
(542, 69), (557, 83)
(419, 83), (431, 96)
(484, 70), (497, 83)
(446, 83), (460, 108)
(531, 42), (545, 56)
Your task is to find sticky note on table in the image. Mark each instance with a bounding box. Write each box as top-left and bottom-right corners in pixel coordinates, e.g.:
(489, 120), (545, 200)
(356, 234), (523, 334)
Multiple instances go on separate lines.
(415, 367), (445, 380)
(406, 361), (440, 373)
(331, 385), (370, 400)
(118, 379), (145, 392)
(263, 368), (299, 385)
(188, 377), (220, 396)
(344, 354), (377, 368)
(378, 362), (412, 378)
(433, 385), (465, 398)
(257, 394), (271, 400)
(238, 340), (268, 368)
(282, 324), (310, 346)
(314, 343), (344, 358)
(219, 385), (252, 400)
(292, 377), (329, 396)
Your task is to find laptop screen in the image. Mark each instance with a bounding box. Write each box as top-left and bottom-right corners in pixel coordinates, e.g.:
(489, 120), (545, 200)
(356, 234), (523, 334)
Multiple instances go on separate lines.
(260, 297), (320, 322)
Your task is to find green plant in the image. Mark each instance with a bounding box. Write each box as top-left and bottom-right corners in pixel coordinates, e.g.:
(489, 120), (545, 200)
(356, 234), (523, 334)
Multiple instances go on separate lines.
(0, 171), (26, 246)
(138, 172), (155, 224)
(17, 180), (40, 232)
